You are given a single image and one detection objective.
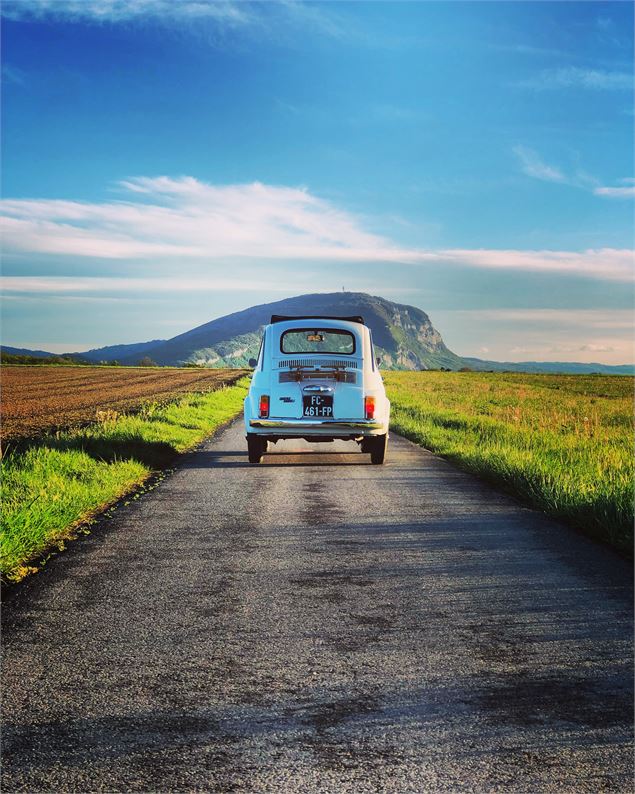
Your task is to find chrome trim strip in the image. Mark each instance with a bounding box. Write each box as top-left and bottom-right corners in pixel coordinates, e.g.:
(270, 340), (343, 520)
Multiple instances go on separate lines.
(250, 418), (384, 429)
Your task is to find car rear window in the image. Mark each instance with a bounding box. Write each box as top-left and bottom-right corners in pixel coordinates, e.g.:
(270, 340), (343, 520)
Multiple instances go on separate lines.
(280, 328), (355, 355)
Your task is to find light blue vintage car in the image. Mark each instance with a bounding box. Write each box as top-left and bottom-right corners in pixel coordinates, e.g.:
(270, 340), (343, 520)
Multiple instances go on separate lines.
(244, 314), (390, 464)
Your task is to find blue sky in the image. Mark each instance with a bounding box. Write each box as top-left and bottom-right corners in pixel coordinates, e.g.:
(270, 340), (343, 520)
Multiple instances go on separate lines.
(1, 0), (633, 362)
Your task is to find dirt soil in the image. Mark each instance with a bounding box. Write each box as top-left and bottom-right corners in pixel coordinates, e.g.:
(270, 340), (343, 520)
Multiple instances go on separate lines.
(1, 365), (246, 441)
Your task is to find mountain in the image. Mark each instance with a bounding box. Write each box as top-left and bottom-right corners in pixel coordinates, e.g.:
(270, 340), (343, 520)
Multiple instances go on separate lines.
(64, 339), (166, 363)
(4, 292), (633, 374)
(118, 292), (465, 370)
(462, 357), (634, 376)
(1, 345), (58, 358)
(1, 340), (165, 365)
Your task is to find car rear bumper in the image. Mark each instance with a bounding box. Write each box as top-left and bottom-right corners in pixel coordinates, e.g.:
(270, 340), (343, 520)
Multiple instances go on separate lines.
(249, 417), (386, 434)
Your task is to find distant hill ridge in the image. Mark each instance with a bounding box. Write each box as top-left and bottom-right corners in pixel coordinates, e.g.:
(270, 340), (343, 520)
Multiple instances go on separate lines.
(115, 292), (464, 371)
(2, 292), (633, 375)
(69, 339), (165, 362)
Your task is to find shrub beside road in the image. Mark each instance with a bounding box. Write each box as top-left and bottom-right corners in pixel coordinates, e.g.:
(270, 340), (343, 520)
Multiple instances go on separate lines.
(384, 371), (634, 553)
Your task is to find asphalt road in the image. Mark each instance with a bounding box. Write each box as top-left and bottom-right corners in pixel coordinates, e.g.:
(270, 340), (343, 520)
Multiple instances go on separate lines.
(2, 421), (633, 793)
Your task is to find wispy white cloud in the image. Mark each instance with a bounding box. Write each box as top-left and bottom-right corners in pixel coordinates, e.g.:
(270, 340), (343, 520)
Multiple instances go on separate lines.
(1, 0), (349, 43)
(1, 177), (402, 262)
(1, 176), (633, 282)
(579, 343), (617, 352)
(594, 185), (635, 199)
(276, 0), (348, 40)
(509, 343), (618, 355)
(494, 43), (569, 58)
(436, 308), (633, 364)
(517, 66), (633, 91)
(0, 276), (411, 302)
(512, 145), (566, 183)
(441, 308), (633, 331)
(435, 249), (633, 282)
(0, 276), (294, 294)
(513, 146), (633, 199)
(1, 0), (251, 25)
(1, 64), (27, 86)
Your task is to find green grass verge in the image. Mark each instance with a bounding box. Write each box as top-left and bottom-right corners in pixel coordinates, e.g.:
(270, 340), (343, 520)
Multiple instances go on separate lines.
(1, 377), (250, 582)
(384, 371), (634, 554)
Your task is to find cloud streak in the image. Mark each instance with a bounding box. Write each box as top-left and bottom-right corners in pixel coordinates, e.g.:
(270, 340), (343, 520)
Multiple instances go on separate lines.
(440, 308), (633, 331)
(509, 343), (618, 355)
(594, 185), (635, 199)
(2, 0), (251, 24)
(1, 178), (404, 262)
(518, 66), (633, 91)
(434, 308), (634, 364)
(0, 276), (295, 294)
(512, 146), (566, 183)
(1, 176), (633, 282)
(1, 64), (27, 86)
(1, 0), (348, 43)
(434, 249), (633, 282)
(513, 146), (634, 200)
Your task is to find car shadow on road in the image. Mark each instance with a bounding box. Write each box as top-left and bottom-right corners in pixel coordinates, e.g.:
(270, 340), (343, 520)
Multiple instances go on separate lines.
(186, 450), (374, 468)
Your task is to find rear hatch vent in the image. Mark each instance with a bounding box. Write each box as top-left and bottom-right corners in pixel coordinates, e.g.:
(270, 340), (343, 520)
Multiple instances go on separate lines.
(277, 358), (358, 384)
(278, 359), (358, 369)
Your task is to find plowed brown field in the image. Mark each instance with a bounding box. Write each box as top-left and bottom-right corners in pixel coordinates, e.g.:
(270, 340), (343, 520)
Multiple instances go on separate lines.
(1, 366), (247, 441)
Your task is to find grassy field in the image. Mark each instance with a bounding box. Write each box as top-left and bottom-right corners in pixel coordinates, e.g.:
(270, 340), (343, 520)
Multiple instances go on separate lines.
(383, 371), (634, 553)
(1, 375), (250, 583)
(3, 366), (632, 581)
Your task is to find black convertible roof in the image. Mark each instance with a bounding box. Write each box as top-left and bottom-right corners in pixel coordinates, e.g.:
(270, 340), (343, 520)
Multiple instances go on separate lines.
(270, 314), (365, 325)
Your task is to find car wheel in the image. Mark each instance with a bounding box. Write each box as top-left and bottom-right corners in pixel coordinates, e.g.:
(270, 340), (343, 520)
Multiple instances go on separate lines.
(247, 434), (265, 464)
(370, 434), (387, 465)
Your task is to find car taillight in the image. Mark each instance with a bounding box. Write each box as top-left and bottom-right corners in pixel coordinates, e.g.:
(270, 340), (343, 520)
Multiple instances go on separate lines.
(259, 394), (270, 418)
(364, 396), (376, 419)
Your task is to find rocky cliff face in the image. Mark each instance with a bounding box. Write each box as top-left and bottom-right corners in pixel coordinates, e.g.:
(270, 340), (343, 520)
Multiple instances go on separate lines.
(120, 292), (464, 370)
(371, 302), (456, 370)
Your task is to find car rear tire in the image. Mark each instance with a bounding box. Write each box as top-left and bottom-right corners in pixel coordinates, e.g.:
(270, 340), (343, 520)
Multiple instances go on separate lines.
(370, 433), (387, 465)
(247, 434), (265, 464)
